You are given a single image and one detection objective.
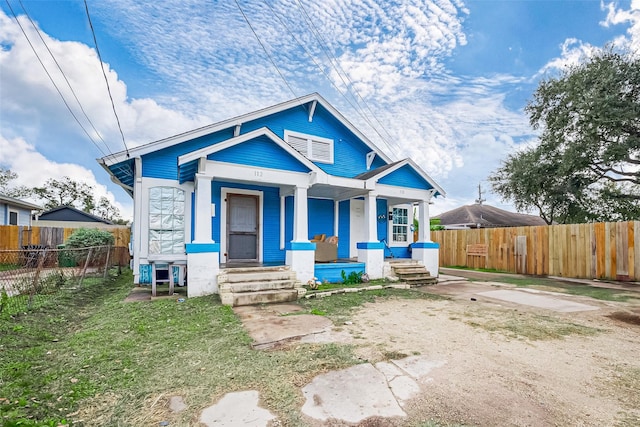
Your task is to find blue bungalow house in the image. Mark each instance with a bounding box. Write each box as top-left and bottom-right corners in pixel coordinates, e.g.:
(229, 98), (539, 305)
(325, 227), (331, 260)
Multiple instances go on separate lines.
(98, 94), (445, 298)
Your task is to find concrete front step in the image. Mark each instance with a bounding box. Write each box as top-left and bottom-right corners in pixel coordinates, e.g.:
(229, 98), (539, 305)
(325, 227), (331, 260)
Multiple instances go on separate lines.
(231, 289), (299, 306)
(220, 279), (296, 293)
(404, 276), (438, 287)
(219, 270), (296, 284)
(394, 267), (432, 275)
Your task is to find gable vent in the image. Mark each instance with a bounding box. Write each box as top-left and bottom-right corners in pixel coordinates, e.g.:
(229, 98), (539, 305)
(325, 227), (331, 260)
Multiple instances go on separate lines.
(284, 130), (334, 164)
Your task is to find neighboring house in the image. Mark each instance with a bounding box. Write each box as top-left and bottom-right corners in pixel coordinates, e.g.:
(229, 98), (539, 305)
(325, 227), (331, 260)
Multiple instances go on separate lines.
(98, 93), (445, 297)
(435, 203), (547, 229)
(33, 205), (118, 229)
(0, 194), (41, 226)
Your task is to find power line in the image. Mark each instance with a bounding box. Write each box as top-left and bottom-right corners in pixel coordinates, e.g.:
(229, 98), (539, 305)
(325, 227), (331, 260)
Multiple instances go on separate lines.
(4, 0), (108, 157)
(234, 0), (299, 101)
(18, 0), (113, 158)
(83, 0), (130, 158)
(292, 0), (400, 154)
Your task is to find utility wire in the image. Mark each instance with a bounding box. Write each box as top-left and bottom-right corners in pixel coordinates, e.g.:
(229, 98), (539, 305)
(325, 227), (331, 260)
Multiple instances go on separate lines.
(234, 0), (299, 102)
(4, 0), (108, 157)
(83, 0), (130, 158)
(293, 0), (400, 153)
(18, 0), (113, 157)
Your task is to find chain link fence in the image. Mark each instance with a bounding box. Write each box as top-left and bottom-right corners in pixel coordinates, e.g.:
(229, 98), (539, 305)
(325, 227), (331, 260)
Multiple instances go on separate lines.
(0, 246), (130, 315)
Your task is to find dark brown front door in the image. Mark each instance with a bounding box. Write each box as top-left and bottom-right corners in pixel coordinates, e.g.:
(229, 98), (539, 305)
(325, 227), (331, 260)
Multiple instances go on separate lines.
(227, 194), (258, 261)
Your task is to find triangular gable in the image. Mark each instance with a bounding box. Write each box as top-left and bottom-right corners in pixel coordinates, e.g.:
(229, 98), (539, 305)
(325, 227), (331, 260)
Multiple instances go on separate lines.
(209, 136), (311, 173)
(102, 93), (392, 167)
(178, 127), (324, 177)
(39, 206), (113, 224)
(364, 159), (446, 196)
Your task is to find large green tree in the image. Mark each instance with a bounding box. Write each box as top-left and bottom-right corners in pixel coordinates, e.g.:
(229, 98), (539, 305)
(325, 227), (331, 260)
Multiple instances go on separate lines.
(490, 48), (640, 224)
(0, 167), (32, 199)
(33, 176), (96, 212)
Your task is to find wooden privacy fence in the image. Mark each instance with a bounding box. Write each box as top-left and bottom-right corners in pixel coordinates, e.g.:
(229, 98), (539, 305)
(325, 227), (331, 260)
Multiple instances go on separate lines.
(431, 221), (640, 282)
(0, 225), (130, 250)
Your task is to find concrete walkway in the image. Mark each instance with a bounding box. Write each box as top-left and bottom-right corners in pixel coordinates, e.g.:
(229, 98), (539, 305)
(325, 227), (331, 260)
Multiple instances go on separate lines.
(301, 356), (446, 423)
(198, 356), (446, 426)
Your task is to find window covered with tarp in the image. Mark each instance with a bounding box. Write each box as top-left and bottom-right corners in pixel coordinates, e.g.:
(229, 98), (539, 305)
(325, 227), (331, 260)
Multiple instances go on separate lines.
(149, 187), (185, 254)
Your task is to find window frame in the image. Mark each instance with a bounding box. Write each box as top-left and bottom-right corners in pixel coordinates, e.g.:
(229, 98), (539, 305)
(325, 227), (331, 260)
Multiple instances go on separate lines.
(8, 209), (18, 226)
(388, 204), (411, 245)
(148, 186), (186, 256)
(284, 130), (334, 164)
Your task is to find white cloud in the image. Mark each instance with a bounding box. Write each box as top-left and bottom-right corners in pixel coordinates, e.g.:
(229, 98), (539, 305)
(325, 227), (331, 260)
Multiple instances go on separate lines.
(0, 135), (132, 219)
(601, 0), (640, 54)
(0, 10), (205, 153)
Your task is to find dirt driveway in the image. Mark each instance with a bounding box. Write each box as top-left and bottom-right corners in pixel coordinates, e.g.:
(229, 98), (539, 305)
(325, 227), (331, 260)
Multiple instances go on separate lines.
(336, 278), (640, 426)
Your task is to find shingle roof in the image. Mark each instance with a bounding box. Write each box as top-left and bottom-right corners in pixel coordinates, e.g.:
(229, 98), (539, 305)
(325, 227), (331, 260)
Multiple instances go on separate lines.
(0, 194), (41, 210)
(435, 204), (547, 228)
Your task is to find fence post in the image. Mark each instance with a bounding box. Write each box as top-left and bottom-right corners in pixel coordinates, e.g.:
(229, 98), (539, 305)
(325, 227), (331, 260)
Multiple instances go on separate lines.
(78, 247), (93, 288)
(28, 248), (47, 309)
(103, 245), (111, 279)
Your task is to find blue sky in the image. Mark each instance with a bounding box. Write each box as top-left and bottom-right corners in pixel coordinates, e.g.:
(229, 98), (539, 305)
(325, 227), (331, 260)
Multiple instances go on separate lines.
(1, 0), (639, 220)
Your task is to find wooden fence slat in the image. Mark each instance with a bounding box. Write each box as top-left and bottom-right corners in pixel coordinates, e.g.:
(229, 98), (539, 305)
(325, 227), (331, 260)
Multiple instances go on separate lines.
(432, 221), (640, 282)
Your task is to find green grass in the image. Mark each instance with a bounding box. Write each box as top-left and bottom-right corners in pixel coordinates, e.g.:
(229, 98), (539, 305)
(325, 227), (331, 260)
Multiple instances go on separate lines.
(0, 264), (21, 272)
(0, 270), (364, 426)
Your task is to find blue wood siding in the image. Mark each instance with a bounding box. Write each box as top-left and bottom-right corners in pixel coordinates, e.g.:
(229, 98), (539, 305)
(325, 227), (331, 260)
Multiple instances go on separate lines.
(379, 165), (434, 190)
(337, 200), (351, 259)
(284, 196), (293, 244)
(130, 102), (389, 182)
(210, 181), (285, 263)
(142, 128), (235, 179)
(241, 104), (387, 178)
(0, 203), (6, 225)
(209, 135), (310, 172)
(376, 198), (388, 244)
(308, 199), (335, 239)
(179, 160), (199, 184)
(389, 247), (411, 258)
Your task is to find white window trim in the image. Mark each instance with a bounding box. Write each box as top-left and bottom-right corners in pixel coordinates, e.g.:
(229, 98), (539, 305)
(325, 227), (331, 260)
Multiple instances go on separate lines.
(220, 187), (263, 264)
(388, 204), (411, 246)
(284, 130), (334, 164)
(8, 209), (19, 226)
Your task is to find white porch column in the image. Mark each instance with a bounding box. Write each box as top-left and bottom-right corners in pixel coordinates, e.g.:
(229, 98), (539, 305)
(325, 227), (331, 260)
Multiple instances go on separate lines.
(417, 199), (431, 242)
(293, 185), (309, 242)
(358, 191), (384, 279)
(364, 191), (378, 242)
(187, 172), (219, 297)
(194, 173), (213, 242)
(286, 185), (314, 283)
(412, 197), (440, 277)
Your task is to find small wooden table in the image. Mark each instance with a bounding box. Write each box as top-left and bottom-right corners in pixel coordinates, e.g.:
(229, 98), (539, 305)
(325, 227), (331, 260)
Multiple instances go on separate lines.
(150, 260), (186, 297)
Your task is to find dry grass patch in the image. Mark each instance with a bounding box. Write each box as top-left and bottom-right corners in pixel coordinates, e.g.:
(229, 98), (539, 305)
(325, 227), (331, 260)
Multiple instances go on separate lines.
(464, 310), (602, 340)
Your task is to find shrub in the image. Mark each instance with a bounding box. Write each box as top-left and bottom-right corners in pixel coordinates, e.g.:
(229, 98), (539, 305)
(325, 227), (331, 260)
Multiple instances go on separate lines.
(340, 270), (363, 285)
(64, 228), (114, 248)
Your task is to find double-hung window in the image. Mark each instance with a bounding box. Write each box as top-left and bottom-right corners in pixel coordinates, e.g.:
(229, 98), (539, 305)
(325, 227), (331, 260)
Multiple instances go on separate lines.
(391, 206), (409, 243)
(148, 187), (185, 254)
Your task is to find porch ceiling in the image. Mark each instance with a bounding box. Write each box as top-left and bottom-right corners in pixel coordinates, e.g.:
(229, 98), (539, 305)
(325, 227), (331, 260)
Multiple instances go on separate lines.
(307, 183), (368, 200)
